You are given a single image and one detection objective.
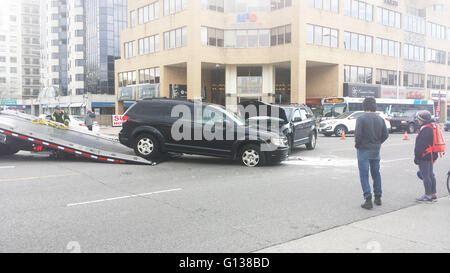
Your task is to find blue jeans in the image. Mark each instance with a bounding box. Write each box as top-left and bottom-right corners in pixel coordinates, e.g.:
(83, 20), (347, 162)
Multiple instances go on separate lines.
(357, 149), (382, 199)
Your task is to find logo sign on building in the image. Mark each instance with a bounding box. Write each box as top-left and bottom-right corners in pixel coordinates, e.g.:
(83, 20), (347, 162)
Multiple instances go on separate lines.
(430, 90), (447, 101)
(380, 86), (426, 100)
(1, 99), (18, 105)
(384, 0), (399, 7)
(344, 83), (381, 98)
(237, 13), (257, 23)
(112, 115), (124, 127)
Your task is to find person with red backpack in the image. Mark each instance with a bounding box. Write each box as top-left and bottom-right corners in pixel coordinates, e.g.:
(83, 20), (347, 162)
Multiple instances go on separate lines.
(414, 110), (445, 203)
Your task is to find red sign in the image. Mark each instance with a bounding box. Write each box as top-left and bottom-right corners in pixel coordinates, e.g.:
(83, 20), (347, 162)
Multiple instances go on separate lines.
(112, 115), (124, 127)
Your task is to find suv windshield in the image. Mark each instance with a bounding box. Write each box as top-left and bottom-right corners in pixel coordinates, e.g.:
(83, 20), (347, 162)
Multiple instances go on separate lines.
(392, 111), (417, 118)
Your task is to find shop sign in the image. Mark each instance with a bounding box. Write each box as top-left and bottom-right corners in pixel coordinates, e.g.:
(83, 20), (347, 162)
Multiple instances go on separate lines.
(344, 83), (381, 98)
(237, 13), (257, 23)
(380, 86), (426, 99)
(112, 115), (124, 127)
(430, 90), (447, 101)
(1, 99), (18, 105)
(170, 84), (187, 100)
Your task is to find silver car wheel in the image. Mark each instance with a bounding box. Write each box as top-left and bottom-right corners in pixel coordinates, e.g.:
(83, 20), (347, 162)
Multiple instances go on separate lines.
(242, 149), (260, 167)
(137, 138), (154, 155)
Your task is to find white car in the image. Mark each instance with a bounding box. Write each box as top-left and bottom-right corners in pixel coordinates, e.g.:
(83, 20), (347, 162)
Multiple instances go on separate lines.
(37, 114), (99, 133)
(319, 111), (391, 137)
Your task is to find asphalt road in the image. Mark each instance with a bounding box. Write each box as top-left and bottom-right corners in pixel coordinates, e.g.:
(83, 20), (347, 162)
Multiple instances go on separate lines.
(1, 132), (449, 253)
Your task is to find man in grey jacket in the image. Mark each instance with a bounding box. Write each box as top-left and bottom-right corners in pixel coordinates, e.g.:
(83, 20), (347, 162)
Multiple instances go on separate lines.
(355, 98), (389, 210)
(85, 109), (96, 131)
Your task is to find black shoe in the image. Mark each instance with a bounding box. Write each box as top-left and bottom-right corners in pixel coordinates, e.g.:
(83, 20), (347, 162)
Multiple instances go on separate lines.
(374, 196), (382, 206)
(361, 198), (373, 210)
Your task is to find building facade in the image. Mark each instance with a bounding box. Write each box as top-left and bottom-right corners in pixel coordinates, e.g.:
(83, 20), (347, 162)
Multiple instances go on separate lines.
(0, 0), (41, 105)
(115, 0), (450, 121)
(36, 0), (127, 116)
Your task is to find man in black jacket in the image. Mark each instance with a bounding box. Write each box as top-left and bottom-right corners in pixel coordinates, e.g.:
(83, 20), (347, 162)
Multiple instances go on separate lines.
(355, 98), (389, 210)
(414, 110), (438, 203)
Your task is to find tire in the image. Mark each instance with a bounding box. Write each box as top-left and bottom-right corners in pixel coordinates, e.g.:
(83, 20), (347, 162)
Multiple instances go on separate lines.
(334, 125), (348, 137)
(306, 133), (317, 150)
(133, 134), (161, 160)
(288, 135), (294, 154)
(407, 123), (416, 134)
(447, 171), (450, 195)
(0, 144), (19, 156)
(239, 144), (265, 167)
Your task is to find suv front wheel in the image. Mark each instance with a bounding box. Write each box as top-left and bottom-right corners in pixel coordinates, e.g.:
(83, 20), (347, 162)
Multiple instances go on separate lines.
(306, 133), (317, 150)
(239, 144), (265, 167)
(134, 134), (161, 160)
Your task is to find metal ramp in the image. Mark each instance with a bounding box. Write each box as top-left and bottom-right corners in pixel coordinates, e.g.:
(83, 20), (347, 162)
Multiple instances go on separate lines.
(0, 110), (153, 165)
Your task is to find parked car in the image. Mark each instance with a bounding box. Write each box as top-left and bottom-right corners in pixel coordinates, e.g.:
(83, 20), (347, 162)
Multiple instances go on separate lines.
(119, 99), (289, 167)
(445, 121), (450, 132)
(239, 101), (317, 152)
(389, 110), (420, 134)
(38, 114), (99, 132)
(319, 111), (391, 137)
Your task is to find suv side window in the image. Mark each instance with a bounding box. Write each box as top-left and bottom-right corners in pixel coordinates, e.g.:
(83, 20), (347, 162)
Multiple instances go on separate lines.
(299, 109), (308, 121)
(292, 110), (301, 121)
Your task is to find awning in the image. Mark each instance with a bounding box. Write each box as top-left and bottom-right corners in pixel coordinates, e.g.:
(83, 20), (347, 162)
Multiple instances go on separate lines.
(92, 102), (115, 107)
(60, 103), (70, 108)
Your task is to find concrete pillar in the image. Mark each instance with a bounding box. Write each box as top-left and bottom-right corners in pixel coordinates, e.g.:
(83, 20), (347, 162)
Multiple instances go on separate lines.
(262, 64), (275, 104)
(291, 59), (306, 104)
(160, 65), (170, 98)
(338, 64), (345, 97)
(187, 60), (202, 100)
(225, 65), (238, 112)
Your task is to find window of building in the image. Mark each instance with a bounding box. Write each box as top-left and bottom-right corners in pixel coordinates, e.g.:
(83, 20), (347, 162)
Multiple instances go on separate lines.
(344, 65), (372, 84)
(306, 24), (338, 48)
(426, 48), (446, 64)
(75, 74), (84, 81)
(376, 7), (401, 28)
(403, 72), (425, 88)
(164, 0), (187, 16)
(138, 1), (159, 24)
(308, 0), (339, 13)
(75, 59), (85, 67)
(139, 34), (160, 54)
(164, 27), (187, 50)
(10, 67), (17, 73)
(427, 75), (445, 90)
(118, 71), (137, 87)
(375, 38), (400, 57)
(404, 14), (425, 34)
(138, 67), (160, 84)
(344, 0), (372, 21)
(427, 22), (446, 40)
(124, 41), (137, 58)
(403, 44), (424, 62)
(0, 56), (5, 62)
(130, 10), (136, 28)
(344, 32), (372, 53)
(376, 69), (399, 86)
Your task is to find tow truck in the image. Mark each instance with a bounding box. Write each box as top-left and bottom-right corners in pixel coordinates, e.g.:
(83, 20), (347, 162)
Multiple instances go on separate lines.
(0, 108), (153, 165)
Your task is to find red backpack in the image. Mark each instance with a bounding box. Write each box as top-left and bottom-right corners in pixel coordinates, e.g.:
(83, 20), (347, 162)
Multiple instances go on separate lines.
(421, 122), (446, 162)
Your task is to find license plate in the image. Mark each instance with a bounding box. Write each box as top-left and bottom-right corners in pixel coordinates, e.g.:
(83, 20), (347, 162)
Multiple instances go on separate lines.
(392, 126), (397, 130)
(0, 133), (6, 144)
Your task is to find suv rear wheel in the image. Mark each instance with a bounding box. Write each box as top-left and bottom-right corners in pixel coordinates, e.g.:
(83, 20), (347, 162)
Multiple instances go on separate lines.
(134, 134), (160, 160)
(306, 133), (317, 150)
(239, 144), (265, 167)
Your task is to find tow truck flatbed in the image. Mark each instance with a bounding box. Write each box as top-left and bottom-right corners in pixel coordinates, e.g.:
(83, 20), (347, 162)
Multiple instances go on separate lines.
(0, 110), (153, 165)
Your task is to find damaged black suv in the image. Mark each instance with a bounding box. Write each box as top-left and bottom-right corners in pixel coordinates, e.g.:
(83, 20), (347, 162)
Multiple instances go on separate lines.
(119, 99), (289, 167)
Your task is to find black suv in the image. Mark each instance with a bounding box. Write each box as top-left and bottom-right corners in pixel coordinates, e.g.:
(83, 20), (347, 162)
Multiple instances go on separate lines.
(390, 110), (419, 133)
(119, 99), (289, 167)
(239, 101), (317, 152)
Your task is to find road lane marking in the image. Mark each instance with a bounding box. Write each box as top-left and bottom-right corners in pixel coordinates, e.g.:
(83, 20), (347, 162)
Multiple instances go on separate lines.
(66, 188), (183, 207)
(0, 173), (78, 182)
(0, 166), (15, 169)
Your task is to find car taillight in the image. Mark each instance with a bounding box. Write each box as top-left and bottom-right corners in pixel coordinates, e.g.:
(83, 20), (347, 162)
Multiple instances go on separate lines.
(122, 115), (129, 123)
(79, 123), (85, 127)
(385, 118), (390, 122)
